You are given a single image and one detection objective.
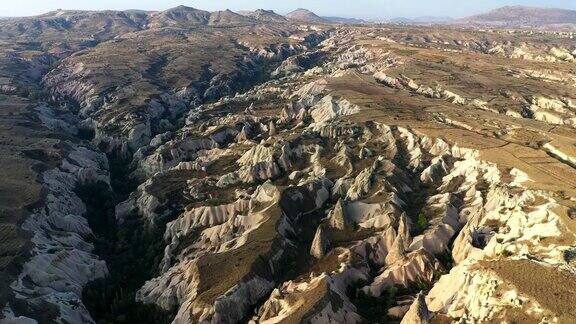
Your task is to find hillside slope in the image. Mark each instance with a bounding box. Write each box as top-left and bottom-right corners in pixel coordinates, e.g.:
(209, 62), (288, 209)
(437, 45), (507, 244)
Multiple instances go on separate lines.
(286, 8), (329, 23)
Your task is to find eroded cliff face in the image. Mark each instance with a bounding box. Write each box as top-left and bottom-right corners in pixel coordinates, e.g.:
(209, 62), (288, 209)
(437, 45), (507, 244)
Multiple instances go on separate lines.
(3, 8), (576, 324)
(0, 102), (113, 323)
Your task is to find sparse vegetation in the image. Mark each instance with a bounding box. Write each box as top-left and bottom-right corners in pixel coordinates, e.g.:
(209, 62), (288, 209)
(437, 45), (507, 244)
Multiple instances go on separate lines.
(436, 250), (454, 269)
(353, 287), (397, 324)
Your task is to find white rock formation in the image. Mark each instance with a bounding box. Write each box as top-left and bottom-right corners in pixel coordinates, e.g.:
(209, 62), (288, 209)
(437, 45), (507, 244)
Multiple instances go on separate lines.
(137, 179), (333, 323)
(310, 225), (330, 258)
(309, 95), (360, 125)
(4, 146), (110, 323)
(401, 292), (432, 324)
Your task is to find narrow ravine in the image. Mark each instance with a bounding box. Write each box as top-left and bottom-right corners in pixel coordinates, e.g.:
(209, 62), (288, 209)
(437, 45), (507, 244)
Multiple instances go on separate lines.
(70, 32), (333, 323)
(78, 161), (174, 323)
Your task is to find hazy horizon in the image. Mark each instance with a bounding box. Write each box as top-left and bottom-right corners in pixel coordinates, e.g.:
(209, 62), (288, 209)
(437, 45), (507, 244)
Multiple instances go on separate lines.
(3, 0), (576, 20)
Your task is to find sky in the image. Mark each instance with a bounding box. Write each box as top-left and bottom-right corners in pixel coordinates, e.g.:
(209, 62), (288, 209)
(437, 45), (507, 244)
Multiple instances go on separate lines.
(3, 0), (576, 19)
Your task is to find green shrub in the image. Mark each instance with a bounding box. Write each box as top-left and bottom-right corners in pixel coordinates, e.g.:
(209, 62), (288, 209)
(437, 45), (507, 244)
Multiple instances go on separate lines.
(416, 212), (428, 232)
(436, 250), (454, 269)
(411, 281), (430, 292)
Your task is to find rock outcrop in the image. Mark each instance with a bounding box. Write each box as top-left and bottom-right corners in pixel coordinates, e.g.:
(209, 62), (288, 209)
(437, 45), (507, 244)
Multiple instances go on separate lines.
(401, 292), (432, 324)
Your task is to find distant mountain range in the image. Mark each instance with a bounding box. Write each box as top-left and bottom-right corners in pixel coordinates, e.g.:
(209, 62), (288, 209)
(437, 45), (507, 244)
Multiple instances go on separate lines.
(385, 6), (576, 29)
(6, 5), (576, 29)
(459, 5), (576, 28)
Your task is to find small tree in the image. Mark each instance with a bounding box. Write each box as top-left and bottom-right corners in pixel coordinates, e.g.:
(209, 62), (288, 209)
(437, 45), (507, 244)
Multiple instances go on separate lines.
(416, 212), (428, 232)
